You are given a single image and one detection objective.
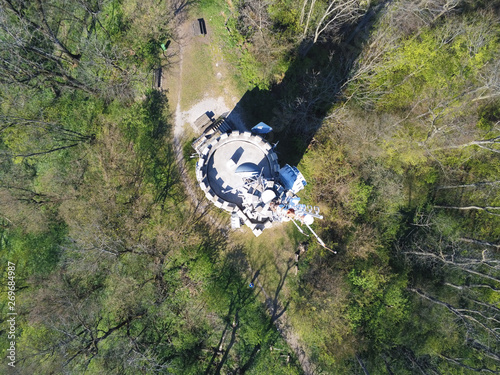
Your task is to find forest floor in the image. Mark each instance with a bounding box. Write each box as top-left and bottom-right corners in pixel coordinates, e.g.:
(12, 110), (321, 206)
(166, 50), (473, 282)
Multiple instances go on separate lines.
(164, 11), (315, 375)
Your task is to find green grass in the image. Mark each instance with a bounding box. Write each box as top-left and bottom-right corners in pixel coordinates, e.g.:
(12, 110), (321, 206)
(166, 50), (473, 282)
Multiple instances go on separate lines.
(180, 43), (216, 110)
(229, 222), (305, 306)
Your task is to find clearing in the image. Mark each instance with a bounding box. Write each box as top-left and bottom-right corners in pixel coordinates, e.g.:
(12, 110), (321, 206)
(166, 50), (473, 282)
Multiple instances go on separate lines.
(164, 9), (315, 375)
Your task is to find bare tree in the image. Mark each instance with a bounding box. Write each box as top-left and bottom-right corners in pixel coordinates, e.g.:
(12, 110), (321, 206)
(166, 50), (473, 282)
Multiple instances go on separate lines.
(410, 288), (500, 372)
(404, 238), (500, 284)
(238, 0), (272, 37)
(301, 0), (364, 49)
(432, 135), (500, 154)
(402, 214), (500, 372)
(1, 0), (83, 63)
(313, 0), (363, 44)
(0, 0), (103, 92)
(0, 0), (157, 97)
(437, 181), (500, 190)
(388, 0), (463, 35)
(434, 204), (500, 217)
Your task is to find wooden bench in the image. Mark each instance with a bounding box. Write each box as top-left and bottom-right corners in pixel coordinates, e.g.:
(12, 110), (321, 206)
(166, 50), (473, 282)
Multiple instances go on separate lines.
(152, 67), (162, 90)
(194, 113), (212, 130)
(193, 18), (207, 36)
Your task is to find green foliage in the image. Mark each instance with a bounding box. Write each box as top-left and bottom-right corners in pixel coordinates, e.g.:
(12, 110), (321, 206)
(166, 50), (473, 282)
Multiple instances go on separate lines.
(292, 8), (499, 372)
(113, 0), (173, 69)
(2, 0), (499, 374)
(269, 0), (302, 36)
(0, 0), (304, 373)
(137, 39), (162, 69)
(238, 49), (271, 90)
(367, 19), (500, 111)
(348, 181), (373, 215)
(45, 91), (103, 133)
(477, 101), (500, 131)
(103, 0), (127, 41)
(198, 0), (295, 89)
(119, 90), (179, 203)
(0, 92), (98, 161)
(0, 224), (65, 279)
(347, 265), (409, 349)
(247, 345), (302, 375)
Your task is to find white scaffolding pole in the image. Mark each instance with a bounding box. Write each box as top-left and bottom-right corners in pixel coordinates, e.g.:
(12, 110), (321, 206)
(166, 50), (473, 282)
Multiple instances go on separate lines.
(305, 223), (337, 254)
(291, 219), (309, 236)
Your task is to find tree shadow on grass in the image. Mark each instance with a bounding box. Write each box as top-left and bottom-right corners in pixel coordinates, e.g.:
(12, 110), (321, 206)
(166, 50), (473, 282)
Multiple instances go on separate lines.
(226, 1), (391, 167)
(204, 260), (262, 374)
(237, 260), (296, 373)
(268, 259), (294, 324)
(204, 253), (298, 374)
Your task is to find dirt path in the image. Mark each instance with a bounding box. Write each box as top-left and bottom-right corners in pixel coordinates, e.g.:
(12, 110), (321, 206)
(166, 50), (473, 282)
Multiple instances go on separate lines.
(166, 13), (315, 375)
(166, 19), (209, 214)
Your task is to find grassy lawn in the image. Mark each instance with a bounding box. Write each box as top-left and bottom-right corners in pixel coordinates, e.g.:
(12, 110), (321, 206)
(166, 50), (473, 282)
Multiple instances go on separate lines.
(171, 0), (248, 112)
(229, 222), (306, 303)
(180, 42), (216, 110)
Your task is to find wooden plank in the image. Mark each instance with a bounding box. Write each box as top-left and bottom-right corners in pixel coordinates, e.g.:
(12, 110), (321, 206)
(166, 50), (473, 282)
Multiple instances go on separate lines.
(194, 113), (212, 129)
(152, 67), (162, 90)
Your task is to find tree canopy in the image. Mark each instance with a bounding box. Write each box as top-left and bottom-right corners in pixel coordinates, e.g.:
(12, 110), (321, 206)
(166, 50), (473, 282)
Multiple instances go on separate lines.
(1, 0), (499, 373)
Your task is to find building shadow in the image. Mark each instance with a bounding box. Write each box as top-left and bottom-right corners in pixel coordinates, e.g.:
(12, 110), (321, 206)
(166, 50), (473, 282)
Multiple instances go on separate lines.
(226, 1), (390, 167)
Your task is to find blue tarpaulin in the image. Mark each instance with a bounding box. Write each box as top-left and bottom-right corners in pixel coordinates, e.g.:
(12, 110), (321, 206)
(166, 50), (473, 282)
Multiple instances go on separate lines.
(251, 122), (273, 134)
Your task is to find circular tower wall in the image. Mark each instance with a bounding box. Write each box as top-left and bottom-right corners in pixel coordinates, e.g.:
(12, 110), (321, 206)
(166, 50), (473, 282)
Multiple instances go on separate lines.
(196, 132), (280, 212)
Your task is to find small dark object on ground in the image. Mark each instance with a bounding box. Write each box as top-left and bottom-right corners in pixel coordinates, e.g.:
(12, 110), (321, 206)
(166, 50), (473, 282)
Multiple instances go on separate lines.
(161, 40), (171, 51)
(193, 18), (207, 36)
(152, 67), (162, 90)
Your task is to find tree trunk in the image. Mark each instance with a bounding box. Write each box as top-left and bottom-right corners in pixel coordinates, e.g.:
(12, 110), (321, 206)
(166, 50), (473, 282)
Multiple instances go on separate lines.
(437, 181), (500, 190)
(300, 0), (309, 25)
(356, 354), (370, 375)
(302, 0), (316, 38)
(459, 238), (500, 249)
(434, 205), (500, 216)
